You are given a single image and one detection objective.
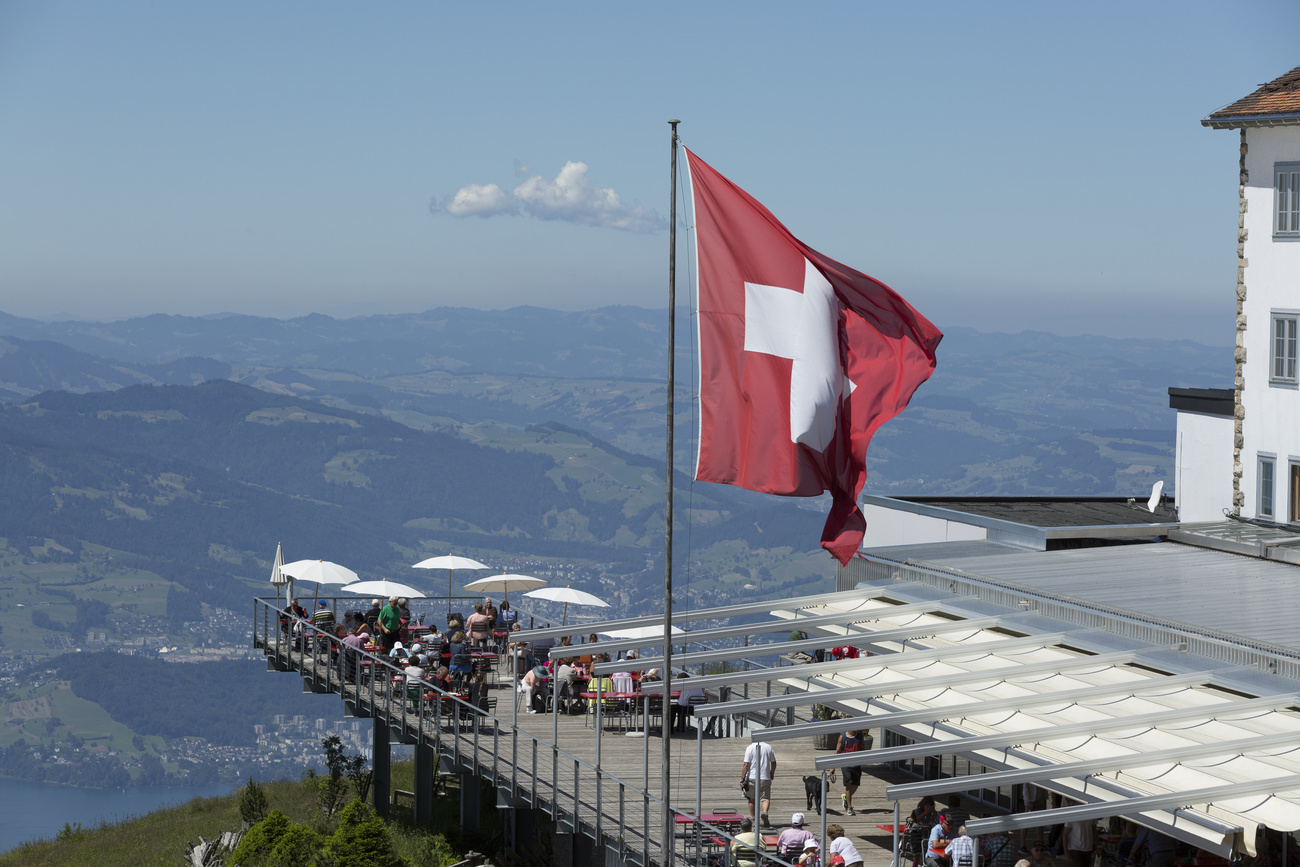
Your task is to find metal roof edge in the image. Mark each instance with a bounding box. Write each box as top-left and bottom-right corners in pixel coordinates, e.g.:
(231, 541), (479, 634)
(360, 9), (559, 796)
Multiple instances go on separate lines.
(1202, 111), (1300, 129)
(861, 495), (1177, 541)
(862, 494), (1048, 541)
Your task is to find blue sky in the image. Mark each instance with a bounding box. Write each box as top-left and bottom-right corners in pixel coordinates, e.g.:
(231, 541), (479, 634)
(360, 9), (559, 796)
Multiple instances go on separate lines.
(1, 1), (1296, 344)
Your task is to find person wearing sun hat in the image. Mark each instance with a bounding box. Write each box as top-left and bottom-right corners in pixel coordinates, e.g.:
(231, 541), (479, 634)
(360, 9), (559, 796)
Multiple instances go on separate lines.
(519, 663), (549, 714)
(797, 838), (822, 867)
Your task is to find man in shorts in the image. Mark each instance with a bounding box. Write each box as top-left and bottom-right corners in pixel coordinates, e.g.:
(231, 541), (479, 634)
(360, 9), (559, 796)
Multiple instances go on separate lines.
(741, 740), (777, 828)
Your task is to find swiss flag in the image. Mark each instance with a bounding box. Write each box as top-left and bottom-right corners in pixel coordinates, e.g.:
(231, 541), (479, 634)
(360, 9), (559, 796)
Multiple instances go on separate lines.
(686, 149), (942, 565)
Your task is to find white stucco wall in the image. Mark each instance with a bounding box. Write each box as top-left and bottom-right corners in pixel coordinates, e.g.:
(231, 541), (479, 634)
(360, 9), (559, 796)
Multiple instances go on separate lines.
(1174, 409), (1234, 522)
(1241, 126), (1300, 518)
(861, 502), (987, 548)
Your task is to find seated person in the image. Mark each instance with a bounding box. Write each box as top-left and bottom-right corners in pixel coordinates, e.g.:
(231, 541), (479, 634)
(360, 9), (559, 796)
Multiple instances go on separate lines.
(466, 603), (493, 648)
(448, 631), (472, 679)
(282, 598), (307, 636)
(468, 670), (490, 711)
(776, 813), (815, 861)
(926, 814), (955, 867)
(672, 672), (705, 730)
(484, 598), (498, 629)
(364, 599), (382, 630)
(498, 600), (518, 629)
(730, 818), (765, 867)
(403, 658), (426, 683)
(312, 601), (335, 633)
(554, 658), (584, 714)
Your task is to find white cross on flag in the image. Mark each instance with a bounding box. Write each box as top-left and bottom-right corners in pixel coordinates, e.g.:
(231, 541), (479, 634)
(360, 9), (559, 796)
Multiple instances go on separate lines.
(685, 149), (943, 564)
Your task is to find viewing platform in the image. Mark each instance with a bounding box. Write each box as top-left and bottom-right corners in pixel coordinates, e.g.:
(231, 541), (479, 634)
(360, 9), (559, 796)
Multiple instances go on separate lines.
(253, 597), (914, 867)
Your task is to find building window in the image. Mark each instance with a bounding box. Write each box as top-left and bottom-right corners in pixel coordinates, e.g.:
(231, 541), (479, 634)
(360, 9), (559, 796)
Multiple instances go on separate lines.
(1278, 165), (1300, 236)
(1273, 314), (1298, 383)
(1260, 456), (1276, 519)
(1290, 461), (1300, 523)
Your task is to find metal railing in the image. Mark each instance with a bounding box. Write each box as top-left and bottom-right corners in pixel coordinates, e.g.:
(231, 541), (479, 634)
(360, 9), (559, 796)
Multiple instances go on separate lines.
(254, 596), (805, 867)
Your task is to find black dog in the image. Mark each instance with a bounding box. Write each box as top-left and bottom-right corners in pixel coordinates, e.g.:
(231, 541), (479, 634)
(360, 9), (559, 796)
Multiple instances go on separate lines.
(803, 775), (822, 813)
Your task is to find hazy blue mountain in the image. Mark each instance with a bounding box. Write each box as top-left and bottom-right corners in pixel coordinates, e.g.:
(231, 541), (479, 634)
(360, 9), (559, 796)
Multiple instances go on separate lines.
(0, 308), (1233, 499)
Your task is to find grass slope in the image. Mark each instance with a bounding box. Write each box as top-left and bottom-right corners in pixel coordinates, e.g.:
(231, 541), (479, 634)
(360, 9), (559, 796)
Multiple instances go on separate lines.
(0, 761), (490, 867)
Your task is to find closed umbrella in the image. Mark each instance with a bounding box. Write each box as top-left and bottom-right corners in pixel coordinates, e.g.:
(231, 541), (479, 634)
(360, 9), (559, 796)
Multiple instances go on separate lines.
(523, 586), (609, 626)
(269, 542), (289, 609)
(412, 555), (490, 616)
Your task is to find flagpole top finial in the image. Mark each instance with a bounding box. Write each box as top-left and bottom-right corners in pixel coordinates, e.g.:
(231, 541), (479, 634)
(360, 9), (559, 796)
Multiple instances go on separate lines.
(668, 119), (680, 125)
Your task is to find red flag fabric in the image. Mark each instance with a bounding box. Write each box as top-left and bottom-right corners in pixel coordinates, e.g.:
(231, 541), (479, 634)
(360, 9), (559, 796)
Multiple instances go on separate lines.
(686, 148), (942, 565)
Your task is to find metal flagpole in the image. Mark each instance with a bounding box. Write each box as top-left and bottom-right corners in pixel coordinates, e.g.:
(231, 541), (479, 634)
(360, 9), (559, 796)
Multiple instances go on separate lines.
(663, 117), (680, 867)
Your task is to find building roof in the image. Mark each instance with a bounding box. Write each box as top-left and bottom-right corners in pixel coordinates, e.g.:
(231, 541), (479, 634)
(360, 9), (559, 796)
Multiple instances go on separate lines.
(865, 538), (1300, 655)
(884, 495), (1175, 528)
(1204, 66), (1300, 128)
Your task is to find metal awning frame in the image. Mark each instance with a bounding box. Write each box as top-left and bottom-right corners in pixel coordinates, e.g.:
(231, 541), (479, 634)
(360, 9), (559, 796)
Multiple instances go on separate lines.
(883, 727), (1300, 800)
(959, 773), (1300, 834)
(510, 585), (888, 643)
(689, 647), (1141, 716)
(753, 667), (1242, 741)
(812, 692), (1300, 770)
(636, 631), (1072, 694)
(589, 614), (1011, 675)
(554, 598), (954, 660)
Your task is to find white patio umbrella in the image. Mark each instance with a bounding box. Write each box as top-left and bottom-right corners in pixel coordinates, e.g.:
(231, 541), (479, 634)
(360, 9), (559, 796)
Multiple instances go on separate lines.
(599, 624), (686, 640)
(279, 559), (359, 609)
(412, 555), (490, 616)
(523, 586), (609, 626)
(461, 574), (546, 606)
(341, 580), (426, 599)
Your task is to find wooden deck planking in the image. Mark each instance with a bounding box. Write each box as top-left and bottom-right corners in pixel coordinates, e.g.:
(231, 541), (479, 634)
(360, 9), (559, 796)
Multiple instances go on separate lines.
(265, 636), (953, 865)
(498, 682), (918, 864)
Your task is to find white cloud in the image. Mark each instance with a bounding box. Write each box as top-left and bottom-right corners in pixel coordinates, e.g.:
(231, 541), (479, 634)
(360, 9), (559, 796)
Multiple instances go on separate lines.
(442, 183), (516, 218)
(436, 162), (665, 234)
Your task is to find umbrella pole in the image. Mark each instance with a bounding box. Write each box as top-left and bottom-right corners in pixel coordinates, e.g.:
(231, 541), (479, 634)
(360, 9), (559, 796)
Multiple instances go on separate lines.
(562, 601), (568, 627)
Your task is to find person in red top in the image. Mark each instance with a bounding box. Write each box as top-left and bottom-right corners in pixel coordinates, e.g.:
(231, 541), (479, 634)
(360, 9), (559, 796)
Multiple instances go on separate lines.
(831, 646), (860, 661)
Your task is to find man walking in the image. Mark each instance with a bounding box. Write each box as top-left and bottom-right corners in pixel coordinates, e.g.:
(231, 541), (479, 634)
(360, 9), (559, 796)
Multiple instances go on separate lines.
(741, 739), (777, 828)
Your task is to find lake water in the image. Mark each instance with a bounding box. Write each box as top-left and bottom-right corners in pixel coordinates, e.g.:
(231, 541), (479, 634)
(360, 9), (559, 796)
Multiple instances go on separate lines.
(0, 777), (239, 854)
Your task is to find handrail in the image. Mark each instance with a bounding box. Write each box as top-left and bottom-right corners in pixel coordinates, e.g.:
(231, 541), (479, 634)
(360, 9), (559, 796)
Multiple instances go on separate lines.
(255, 595), (806, 866)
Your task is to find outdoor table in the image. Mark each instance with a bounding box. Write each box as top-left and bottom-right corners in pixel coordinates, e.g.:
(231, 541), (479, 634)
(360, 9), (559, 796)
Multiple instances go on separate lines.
(578, 691), (679, 730)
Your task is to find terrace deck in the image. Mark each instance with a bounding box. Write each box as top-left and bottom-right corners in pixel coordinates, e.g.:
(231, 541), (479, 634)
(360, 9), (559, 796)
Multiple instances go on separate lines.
(257, 626), (1014, 866)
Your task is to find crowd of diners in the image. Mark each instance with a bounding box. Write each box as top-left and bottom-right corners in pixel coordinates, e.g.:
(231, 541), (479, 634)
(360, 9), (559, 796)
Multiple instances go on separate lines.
(278, 594), (524, 711)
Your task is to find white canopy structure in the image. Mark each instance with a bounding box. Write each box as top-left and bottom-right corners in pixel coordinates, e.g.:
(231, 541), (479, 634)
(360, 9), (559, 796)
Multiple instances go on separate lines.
(520, 543), (1300, 859)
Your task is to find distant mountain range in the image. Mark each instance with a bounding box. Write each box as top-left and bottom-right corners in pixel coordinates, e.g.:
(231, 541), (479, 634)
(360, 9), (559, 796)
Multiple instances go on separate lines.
(0, 306), (1231, 500)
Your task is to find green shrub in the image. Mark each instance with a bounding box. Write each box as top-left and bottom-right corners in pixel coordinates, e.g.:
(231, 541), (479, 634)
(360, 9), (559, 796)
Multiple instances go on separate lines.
(265, 823), (325, 867)
(230, 809), (293, 864)
(327, 798), (407, 867)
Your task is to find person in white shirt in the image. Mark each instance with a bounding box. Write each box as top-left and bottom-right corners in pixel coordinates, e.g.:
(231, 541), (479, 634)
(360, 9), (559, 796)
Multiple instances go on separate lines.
(741, 740), (777, 828)
(826, 824), (863, 867)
